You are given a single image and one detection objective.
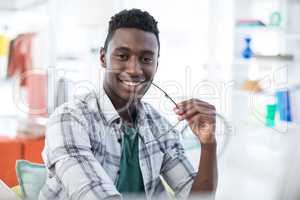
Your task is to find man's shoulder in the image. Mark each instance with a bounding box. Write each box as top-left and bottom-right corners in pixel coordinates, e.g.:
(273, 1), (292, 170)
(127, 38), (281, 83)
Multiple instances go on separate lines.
(50, 92), (99, 120)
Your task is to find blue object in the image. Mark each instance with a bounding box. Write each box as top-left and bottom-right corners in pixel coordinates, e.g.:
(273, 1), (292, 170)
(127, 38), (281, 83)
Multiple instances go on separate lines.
(276, 90), (292, 122)
(16, 160), (46, 200)
(242, 37), (253, 59)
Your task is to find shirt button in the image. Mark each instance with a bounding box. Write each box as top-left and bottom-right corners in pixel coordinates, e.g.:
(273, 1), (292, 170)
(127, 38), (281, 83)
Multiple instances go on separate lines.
(117, 170), (120, 175)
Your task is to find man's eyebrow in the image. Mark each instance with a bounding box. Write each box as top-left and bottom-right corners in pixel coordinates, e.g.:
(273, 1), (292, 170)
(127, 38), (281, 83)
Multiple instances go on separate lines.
(114, 47), (155, 55)
(114, 47), (130, 52)
(141, 50), (155, 55)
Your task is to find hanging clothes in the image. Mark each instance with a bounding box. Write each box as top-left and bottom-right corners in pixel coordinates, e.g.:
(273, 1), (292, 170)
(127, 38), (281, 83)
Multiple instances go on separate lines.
(7, 33), (35, 86)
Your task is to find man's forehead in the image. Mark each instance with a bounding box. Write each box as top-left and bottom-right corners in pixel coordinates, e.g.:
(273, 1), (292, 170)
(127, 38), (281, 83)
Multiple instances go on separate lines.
(108, 28), (159, 52)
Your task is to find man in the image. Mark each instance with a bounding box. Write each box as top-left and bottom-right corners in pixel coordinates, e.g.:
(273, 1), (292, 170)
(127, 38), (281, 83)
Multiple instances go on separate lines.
(39, 9), (217, 200)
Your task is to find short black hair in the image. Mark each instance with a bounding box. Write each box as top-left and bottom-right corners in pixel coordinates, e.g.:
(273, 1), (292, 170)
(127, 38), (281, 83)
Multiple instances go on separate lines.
(103, 8), (160, 52)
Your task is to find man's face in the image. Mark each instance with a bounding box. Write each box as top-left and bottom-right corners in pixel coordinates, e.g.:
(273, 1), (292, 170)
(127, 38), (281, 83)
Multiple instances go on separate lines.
(101, 28), (159, 103)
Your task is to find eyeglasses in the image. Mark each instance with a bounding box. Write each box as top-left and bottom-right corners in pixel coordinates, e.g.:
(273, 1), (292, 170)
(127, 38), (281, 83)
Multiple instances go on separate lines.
(148, 82), (234, 157)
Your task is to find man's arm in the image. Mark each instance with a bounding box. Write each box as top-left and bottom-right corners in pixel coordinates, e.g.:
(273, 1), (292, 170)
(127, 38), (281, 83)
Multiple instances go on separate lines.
(175, 99), (218, 196)
(191, 142), (218, 193)
(42, 104), (121, 200)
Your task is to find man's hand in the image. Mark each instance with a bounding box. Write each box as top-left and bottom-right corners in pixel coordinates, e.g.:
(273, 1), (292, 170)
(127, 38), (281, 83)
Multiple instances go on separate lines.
(174, 99), (218, 195)
(174, 98), (216, 144)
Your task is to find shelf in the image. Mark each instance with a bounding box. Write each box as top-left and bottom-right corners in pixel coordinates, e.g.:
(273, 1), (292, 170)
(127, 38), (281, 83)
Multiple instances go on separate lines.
(235, 26), (285, 32)
(241, 83), (300, 96)
(253, 54), (294, 61)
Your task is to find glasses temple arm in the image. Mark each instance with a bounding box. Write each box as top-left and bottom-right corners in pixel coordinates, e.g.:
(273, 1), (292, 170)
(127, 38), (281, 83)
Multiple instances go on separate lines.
(151, 82), (179, 108)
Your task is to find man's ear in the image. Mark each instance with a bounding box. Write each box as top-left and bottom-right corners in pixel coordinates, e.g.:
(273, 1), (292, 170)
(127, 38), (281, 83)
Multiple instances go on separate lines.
(155, 60), (159, 73)
(100, 47), (106, 68)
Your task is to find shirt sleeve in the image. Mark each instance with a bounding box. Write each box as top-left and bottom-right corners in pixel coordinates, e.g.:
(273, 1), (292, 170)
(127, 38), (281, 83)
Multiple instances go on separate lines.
(160, 134), (197, 200)
(43, 103), (121, 200)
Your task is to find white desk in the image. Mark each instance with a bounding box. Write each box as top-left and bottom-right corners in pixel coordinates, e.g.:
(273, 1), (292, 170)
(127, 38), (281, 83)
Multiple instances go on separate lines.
(214, 123), (300, 200)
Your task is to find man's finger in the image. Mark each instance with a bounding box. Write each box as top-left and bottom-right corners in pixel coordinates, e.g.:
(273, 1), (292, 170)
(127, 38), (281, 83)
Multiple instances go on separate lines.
(187, 112), (216, 123)
(176, 100), (215, 111)
(178, 107), (215, 121)
(175, 103), (214, 116)
(177, 98), (213, 107)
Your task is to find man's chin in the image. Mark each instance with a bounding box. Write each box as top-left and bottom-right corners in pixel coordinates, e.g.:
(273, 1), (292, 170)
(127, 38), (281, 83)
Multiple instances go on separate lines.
(120, 92), (143, 103)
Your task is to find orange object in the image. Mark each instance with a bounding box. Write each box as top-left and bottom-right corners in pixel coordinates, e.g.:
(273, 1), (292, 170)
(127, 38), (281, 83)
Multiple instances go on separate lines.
(0, 136), (45, 187)
(0, 137), (22, 187)
(23, 137), (44, 164)
(241, 80), (262, 93)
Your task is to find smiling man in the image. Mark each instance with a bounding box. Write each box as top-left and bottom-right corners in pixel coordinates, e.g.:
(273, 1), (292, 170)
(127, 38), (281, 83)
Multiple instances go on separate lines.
(40, 9), (217, 200)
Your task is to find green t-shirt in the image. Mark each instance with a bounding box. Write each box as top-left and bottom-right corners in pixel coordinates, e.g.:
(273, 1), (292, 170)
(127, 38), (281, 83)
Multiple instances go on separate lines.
(116, 126), (145, 195)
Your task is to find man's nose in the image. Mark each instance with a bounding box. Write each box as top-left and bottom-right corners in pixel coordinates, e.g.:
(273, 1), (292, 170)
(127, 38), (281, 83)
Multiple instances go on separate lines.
(126, 56), (143, 76)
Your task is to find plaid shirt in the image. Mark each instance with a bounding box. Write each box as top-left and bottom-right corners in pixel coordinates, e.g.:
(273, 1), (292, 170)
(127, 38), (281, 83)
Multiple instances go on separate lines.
(39, 89), (196, 200)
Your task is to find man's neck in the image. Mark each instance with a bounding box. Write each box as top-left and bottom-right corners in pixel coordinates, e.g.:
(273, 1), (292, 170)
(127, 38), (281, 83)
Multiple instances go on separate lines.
(119, 106), (137, 125)
(103, 85), (137, 124)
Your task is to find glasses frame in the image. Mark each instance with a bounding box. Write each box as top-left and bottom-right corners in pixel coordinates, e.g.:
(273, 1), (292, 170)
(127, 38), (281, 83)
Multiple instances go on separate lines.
(150, 82), (234, 157)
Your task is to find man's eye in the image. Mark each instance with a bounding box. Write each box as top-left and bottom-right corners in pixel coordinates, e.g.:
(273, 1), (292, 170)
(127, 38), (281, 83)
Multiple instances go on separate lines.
(142, 57), (153, 64)
(117, 54), (128, 60)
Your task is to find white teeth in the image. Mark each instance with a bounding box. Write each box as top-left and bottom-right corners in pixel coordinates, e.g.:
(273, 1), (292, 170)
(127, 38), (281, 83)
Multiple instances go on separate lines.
(122, 81), (140, 86)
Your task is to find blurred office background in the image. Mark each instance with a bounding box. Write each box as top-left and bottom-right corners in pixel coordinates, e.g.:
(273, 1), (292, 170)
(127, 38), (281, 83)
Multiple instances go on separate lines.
(1, 0), (300, 199)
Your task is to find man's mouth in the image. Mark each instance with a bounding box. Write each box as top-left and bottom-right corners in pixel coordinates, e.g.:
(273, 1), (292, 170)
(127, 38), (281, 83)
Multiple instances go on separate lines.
(119, 78), (146, 92)
(121, 80), (142, 86)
